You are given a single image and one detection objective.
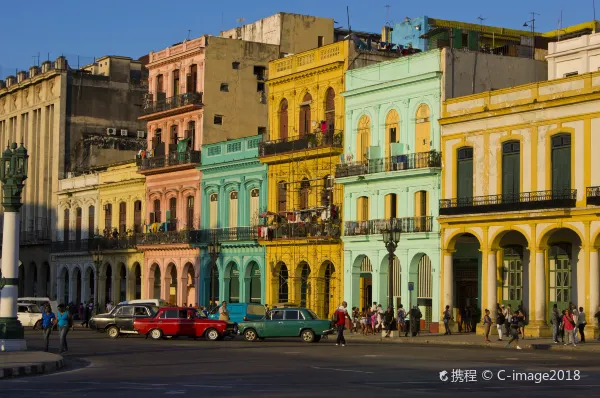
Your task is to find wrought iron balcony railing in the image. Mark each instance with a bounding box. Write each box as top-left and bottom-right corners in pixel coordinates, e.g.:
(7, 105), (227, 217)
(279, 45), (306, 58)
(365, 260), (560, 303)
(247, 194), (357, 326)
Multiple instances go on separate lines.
(189, 226), (258, 244)
(137, 150), (201, 171)
(136, 230), (191, 245)
(142, 92), (203, 115)
(344, 216), (434, 236)
(259, 130), (342, 157)
(587, 186), (600, 206)
(335, 151), (441, 178)
(51, 237), (138, 253)
(257, 221), (341, 241)
(439, 189), (577, 216)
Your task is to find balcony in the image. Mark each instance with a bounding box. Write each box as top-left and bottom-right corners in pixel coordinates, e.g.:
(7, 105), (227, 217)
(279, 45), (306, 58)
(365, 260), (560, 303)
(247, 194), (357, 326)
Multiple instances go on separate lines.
(189, 227), (258, 244)
(335, 151), (441, 178)
(259, 130), (342, 158)
(51, 236), (137, 253)
(344, 216), (434, 237)
(137, 150), (201, 173)
(258, 221), (341, 241)
(587, 186), (600, 206)
(136, 230), (191, 246)
(140, 92), (203, 120)
(439, 189), (577, 216)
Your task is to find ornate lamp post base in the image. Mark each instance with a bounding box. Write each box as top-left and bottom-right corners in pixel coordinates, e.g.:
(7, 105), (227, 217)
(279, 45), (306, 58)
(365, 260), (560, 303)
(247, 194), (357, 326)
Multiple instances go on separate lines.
(0, 317), (26, 351)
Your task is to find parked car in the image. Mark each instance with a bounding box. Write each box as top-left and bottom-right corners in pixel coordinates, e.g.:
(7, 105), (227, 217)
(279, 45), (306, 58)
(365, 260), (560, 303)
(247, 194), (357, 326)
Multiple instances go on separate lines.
(238, 307), (332, 343)
(208, 303), (266, 323)
(18, 297), (58, 314)
(17, 303), (43, 329)
(89, 303), (158, 338)
(134, 307), (236, 341)
(118, 299), (169, 307)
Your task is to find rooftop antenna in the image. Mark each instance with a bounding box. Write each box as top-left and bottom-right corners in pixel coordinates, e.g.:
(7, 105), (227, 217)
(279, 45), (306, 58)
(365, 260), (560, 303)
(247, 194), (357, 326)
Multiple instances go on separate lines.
(594, 0), (597, 21)
(187, 29), (192, 40)
(236, 17), (245, 27)
(347, 6), (351, 34)
(477, 15), (487, 48)
(385, 5), (391, 26)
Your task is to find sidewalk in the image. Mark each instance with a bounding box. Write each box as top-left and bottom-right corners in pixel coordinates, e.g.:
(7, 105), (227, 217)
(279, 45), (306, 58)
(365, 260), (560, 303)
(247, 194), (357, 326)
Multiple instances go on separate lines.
(0, 351), (64, 379)
(344, 330), (600, 351)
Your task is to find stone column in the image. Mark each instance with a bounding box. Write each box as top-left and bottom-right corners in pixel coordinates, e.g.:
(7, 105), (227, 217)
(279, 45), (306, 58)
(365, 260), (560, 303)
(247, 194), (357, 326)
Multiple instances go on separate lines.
(487, 250), (498, 314)
(589, 248), (599, 336)
(535, 250), (546, 323)
(443, 251), (454, 310)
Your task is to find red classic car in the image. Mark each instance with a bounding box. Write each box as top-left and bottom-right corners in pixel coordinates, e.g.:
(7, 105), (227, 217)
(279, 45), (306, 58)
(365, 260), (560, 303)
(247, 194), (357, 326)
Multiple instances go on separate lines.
(134, 307), (236, 341)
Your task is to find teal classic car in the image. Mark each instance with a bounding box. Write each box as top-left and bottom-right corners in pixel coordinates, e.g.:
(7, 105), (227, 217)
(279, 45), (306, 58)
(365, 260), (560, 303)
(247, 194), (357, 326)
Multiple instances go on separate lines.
(238, 307), (332, 343)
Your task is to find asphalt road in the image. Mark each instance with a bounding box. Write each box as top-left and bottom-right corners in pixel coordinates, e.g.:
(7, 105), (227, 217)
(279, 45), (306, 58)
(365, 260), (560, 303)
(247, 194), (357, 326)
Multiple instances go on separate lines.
(1, 329), (600, 397)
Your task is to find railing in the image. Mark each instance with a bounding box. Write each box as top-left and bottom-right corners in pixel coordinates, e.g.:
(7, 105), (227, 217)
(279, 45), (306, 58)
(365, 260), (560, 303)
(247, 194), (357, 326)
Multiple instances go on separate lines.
(344, 216), (434, 236)
(259, 130), (342, 157)
(136, 230), (191, 245)
(335, 151), (441, 178)
(137, 150), (201, 171)
(142, 92), (203, 115)
(189, 227), (258, 244)
(587, 186), (600, 206)
(50, 237), (138, 253)
(20, 229), (51, 243)
(439, 189), (577, 216)
(257, 221), (341, 241)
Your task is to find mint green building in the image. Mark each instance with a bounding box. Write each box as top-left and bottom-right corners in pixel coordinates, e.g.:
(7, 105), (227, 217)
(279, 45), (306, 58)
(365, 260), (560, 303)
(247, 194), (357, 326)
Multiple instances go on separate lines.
(190, 135), (267, 306)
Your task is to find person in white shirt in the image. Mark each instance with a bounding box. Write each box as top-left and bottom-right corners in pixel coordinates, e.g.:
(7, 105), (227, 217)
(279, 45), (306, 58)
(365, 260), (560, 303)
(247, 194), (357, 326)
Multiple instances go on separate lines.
(577, 306), (587, 343)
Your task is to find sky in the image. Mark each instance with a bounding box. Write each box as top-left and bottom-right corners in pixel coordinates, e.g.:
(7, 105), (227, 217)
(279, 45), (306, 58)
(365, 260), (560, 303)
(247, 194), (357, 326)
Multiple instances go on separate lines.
(0, 0), (597, 79)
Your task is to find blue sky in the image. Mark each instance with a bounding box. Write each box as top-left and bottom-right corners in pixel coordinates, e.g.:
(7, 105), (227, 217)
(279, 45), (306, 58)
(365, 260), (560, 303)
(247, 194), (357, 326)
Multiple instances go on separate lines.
(0, 0), (596, 78)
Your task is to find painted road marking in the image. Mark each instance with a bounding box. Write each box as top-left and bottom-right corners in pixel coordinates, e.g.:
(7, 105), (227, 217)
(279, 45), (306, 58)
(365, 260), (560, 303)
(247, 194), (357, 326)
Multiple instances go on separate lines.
(311, 366), (373, 374)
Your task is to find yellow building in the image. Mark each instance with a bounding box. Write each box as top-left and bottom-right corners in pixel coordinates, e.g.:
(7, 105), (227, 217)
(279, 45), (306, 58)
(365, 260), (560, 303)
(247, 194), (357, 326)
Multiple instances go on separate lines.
(438, 32), (600, 337)
(96, 161), (146, 305)
(259, 40), (397, 318)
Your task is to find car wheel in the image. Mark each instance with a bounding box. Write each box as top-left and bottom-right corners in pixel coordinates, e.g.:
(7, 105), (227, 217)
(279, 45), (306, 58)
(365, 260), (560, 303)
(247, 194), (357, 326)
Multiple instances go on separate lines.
(301, 329), (315, 343)
(33, 320), (42, 330)
(205, 328), (220, 341)
(149, 328), (163, 340)
(313, 335), (321, 343)
(106, 326), (120, 339)
(244, 328), (258, 342)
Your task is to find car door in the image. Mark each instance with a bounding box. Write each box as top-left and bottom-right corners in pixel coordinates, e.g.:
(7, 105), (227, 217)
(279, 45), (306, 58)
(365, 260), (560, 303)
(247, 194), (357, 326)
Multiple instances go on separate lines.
(178, 309), (194, 336)
(282, 310), (305, 337)
(159, 309), (180, 336)
(17, 305), (30, 326)
(115, 305), (135, 331)
(264, 310), (285, 337)
(133, 306), (152, 331)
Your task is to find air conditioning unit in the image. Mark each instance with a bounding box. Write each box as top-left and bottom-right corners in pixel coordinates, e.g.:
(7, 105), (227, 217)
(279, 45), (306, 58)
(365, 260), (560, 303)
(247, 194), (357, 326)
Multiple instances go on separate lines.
(106, 127), (117, 135)
(137, 130), (147, 138)
(120, 129), (128, 136)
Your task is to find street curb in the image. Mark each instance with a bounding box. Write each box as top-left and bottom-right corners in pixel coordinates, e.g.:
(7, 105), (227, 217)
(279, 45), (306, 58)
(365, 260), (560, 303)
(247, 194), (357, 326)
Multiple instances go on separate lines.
(344, 335), (590, 352)
(0, 356), (64, 379)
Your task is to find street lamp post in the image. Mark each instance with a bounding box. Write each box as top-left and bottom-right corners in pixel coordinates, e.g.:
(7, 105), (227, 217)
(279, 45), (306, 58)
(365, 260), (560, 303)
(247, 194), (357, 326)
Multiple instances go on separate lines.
(523, 12), (539, 60)
(382, 223), (401, 312)
(0, 142), (28, 351)
(207, 241), (221, 310)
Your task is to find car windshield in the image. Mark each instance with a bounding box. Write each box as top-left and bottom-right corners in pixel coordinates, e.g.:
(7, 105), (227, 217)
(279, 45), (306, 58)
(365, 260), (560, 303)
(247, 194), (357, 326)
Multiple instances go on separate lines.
(305, 309), (319, 320)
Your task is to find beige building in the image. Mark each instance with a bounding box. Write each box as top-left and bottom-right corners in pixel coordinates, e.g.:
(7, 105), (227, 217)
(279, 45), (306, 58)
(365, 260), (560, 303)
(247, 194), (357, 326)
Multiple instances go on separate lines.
(0, 55), (148, 299)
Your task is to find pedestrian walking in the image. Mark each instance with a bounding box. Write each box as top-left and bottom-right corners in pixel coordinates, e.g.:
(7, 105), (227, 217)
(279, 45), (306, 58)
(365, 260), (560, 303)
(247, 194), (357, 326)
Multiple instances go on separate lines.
(397, 305), (406, 335)
(551, 303), (561, 343)
(563, 309), (577, 347)
(443, 305), (452, 335)
(577, 306), (586, 343)
(517, 305), (527, 339)
(219, 301), (230, 321)
(482, 309), (492, 343)
(41, 305), (56, 352)
(505, 309), (522, 350)
(503, 304), (512, 336)
(81, 301), (91, 328)
(334, 301), (349, 346)
(496, 304), (505, 341)
(57, 304), (72, 354)
(383, 307), (395, 338)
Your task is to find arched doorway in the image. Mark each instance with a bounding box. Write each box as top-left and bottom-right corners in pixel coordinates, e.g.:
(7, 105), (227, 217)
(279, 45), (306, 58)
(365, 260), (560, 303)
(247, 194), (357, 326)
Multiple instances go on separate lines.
(133, 263), (142, 299)
(183, 263), (196, 306)
(247, 262), (261, 303)
(151, 264), (161, 299)
(410, 254), (433, 330)
(72, 267), (82, 305)
(359, 257), (373, 311)
(118, 264), (127, 303)
(494, 231), (530, 312)
(276, 262), (289, 303)
(227, 262), (240, 303)
(317, 261), (335, 319)
(297, 262), (311, 308)
(167, 264), (177, 305)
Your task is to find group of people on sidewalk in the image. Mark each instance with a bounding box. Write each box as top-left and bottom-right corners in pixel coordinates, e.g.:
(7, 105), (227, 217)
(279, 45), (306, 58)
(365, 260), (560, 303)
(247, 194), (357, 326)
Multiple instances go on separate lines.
(41, 303), (72, 354)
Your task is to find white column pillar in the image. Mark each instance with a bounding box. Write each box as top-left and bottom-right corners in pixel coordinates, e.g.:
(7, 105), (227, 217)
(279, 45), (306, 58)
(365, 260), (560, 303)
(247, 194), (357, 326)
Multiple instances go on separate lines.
(535, 251), (546, 322)
(0, 212), (27, 351)
(443, 251), (453, 310)
(589, 249), (599, 316)
(487, 251), (497, 313)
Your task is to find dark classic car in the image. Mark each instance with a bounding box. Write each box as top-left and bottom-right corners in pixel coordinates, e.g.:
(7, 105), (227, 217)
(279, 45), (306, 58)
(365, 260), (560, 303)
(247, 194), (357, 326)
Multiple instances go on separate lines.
(238, 307), (332, 343)
(89, 303), (158, 338)
(134, 307), (236, 341)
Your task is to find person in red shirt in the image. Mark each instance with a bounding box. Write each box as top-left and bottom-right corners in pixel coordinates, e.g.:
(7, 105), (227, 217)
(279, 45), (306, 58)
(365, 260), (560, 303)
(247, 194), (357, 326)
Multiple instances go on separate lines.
(563, 309), (577, 347)
(335, 301), (349, 346)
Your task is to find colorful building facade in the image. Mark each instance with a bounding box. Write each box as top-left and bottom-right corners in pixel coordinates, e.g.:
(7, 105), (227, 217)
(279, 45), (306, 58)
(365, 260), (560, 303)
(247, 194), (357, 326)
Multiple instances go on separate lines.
(439, 33), (600, 337)
(190, 135), (267, 306)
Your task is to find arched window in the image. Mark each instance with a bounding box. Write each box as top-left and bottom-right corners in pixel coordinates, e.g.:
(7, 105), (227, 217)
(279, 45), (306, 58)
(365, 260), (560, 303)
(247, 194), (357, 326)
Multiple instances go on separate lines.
(502, 141), (520, 199)
(88, 205), (95, 237)
(229, 191), (238, 228)
(277, 263), (289, 303)
(75, 207), (82, 241)
(385, 109), (400, 162)
(356, 115), (371, 162)
(104, 204), (112, 234)
(384, 193), (397, 219)
(299, 93), (312, 137)
(279, 99), (289, 140)
(415, 104), (431, 154)
(250, 189), (260, 226)
(357, 196), (369, 221)
(209, 193), (218, 228)
(324, 88), (335, 132)
(119, 202), (127, 235)
(299, 178), (310, 210)
(457, 147), (474, 201)
(551, 134), (571, 193)
(414, 191), (429, 231)
(186, 196), (194, 229)
(278, 181), (287, 212)
(63, 208), (70, 241)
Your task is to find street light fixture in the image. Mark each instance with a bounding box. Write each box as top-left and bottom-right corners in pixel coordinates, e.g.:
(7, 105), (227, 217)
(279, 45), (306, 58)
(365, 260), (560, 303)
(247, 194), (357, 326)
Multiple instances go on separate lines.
(523, 12), (539, 60)
(0, 142), (28, 351)
(382, 222), (401, 312)
(207, 240), (221, 310)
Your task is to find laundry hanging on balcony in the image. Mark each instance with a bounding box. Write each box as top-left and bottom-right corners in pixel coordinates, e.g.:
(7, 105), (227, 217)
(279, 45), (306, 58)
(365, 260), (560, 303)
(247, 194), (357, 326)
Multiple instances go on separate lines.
(177, 138), (190, 161)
